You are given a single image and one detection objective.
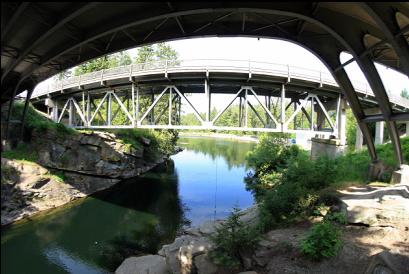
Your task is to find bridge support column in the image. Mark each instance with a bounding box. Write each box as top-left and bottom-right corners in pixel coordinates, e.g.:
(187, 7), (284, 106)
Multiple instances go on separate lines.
(316, 108), (325, 131)
(338, 98), (346, 146)
(356, 127), (364, 151)
(45, 98), (59, 122)
(68, 100), (74, 127)
(131, 82), (136, 126)
(150, 92), (154, 124)
(205, 79), (210, 122)
(280, 84), (285, 131)
(86, 92), (90, 127)
(375, 121), (384, 145)
(244, 89), (248, 128)
(406, 122), (409, 137)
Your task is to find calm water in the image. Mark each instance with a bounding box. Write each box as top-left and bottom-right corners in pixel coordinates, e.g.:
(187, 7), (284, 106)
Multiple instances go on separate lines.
(1, 137), (256, 274)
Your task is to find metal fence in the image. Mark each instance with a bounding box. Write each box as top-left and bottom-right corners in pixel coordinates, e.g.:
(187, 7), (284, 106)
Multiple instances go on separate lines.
(32, 59), (409, 108)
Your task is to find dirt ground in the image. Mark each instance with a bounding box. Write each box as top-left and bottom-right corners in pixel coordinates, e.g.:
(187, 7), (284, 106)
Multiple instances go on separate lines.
(252, 184), (409, 274)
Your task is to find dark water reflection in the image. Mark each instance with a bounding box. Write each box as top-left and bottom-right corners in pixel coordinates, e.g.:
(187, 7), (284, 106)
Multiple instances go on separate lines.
(1, 137), (255, 274)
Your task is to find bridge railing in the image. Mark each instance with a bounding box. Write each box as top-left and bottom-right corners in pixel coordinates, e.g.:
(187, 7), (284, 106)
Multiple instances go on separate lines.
(32, 59), (409, 108)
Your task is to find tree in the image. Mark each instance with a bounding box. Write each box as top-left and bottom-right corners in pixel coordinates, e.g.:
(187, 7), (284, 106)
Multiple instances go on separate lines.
(134, 45), (155, 64)
(156, 43), (179, 61)
(117, 51), (132, 66)
(401, 88), (409, 100)
(74, 55), (116, 76)
(73, 52), (133, 75)
(54, 70), (72, 80)
(68, 43), (180, 126)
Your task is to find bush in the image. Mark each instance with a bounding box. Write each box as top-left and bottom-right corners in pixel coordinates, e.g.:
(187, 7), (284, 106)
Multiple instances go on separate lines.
(10, 101), (75, 136)
(112, 128), (178, 157)
(284, 154), (336, 190)
(324, 212), (347, 225)
(246, 133), (302, 174)
(209, 207), (260, 268)
(300, 220), (342, 260)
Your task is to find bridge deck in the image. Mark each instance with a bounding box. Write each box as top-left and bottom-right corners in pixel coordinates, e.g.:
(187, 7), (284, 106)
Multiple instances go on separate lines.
(32, 59), (409, 111)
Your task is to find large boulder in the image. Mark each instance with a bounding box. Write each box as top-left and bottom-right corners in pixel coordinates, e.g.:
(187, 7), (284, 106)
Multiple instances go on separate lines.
(340, 185), (409, 227)
(194, 253), (218, 274)
(115, 255), (169, 274)
(158, 235), (213, 274)
(32, 128), (160, 179)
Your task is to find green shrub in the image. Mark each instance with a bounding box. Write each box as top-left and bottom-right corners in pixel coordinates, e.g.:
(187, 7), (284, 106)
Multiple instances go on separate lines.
(324, 212), (347, 225)
(300, 220), (342, 260)
(246, 133), (303, 174)
(111, 128), (178, 157)
(258, 183), (316, 231)
(284, 154), (336, 190)
(9, 101), (75, 137)
(209, 207), (260, 268)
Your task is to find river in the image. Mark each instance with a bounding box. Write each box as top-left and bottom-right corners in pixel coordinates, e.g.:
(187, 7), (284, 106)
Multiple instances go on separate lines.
(1, 136), (256, 274)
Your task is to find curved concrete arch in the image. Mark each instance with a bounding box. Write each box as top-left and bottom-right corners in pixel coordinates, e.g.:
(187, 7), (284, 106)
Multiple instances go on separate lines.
(17, 6), (398, 85)
(359, 3), (409, 76)
(2, 2), (408, 164)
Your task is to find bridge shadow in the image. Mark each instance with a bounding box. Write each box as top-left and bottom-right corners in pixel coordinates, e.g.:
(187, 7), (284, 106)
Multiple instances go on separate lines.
(1, 163), (40, 227)
(82, 159), (191, 271)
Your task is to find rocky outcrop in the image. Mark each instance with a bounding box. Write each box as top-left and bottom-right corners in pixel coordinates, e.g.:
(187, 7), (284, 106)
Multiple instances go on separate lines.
(338, 184), (409, 228)
(115, 206), (259, 274)
(115, 255), (169, 274)
(1, 129), (175, 226)
(33, 129), (165, 179)
(1, 158), (122, 226)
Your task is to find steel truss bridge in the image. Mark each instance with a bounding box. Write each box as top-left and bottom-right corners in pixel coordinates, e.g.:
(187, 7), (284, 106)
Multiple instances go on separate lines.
(31, 59), (409, 138)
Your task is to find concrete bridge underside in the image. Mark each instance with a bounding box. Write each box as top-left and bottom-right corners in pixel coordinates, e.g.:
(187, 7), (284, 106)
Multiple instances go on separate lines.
(1, 2), (409, 166)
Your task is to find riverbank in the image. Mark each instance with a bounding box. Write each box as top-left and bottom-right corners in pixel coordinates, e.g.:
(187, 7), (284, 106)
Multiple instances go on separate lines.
(1, 103), (181, 227)
(178, 131), (259, 143)
(2, 136), (255, 274)
(115, 181), (409, 274)
(1, 153), (168, 227)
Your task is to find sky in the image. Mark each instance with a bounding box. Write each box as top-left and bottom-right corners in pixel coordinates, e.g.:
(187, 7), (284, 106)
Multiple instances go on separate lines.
(32, 37), (408, 113)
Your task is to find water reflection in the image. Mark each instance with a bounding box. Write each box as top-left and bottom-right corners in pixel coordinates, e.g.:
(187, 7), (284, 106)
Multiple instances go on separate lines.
(45, 245), (110, 274)
(174, 137), (256, 226)
(1, 159), (187, 274)
(178, 136), (255, 170)
(2, 137), (255, 274)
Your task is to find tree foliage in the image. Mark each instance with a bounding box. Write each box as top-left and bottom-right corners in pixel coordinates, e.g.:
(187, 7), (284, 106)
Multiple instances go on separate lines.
(209, 206), (260, 268)
(401, 88), (409, 100)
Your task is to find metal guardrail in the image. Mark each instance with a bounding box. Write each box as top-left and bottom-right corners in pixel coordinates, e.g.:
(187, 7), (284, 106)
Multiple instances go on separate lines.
(32, 59), (409, 108)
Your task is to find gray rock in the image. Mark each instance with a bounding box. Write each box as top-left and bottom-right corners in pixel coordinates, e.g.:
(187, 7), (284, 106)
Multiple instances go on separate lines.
(237, 272), (258, 274)
(158, 235), (213, 274)
(341, 185), (409, 227)
(198, 220), (224, 235)
(194, 254), (218, 274)
(80, 135), (102, 146)
(239, 205), (259, 226)
(159, 235), (195, 273)
(391, 164), (409, 184)
(32, 178), (50, 189)
(179, 237), (213, 274)
(115, 255), (169, 274)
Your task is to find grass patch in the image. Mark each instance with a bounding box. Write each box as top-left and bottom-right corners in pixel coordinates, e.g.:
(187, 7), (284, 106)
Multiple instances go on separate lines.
(10, 101), (75, 137)
(108, 128), (179, 157)
(2, 142), (39, 162)
(47, 170), (67, 183)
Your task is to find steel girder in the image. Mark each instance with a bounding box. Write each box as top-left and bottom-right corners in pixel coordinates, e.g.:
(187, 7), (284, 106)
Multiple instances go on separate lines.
(2, 2), (408, 164)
